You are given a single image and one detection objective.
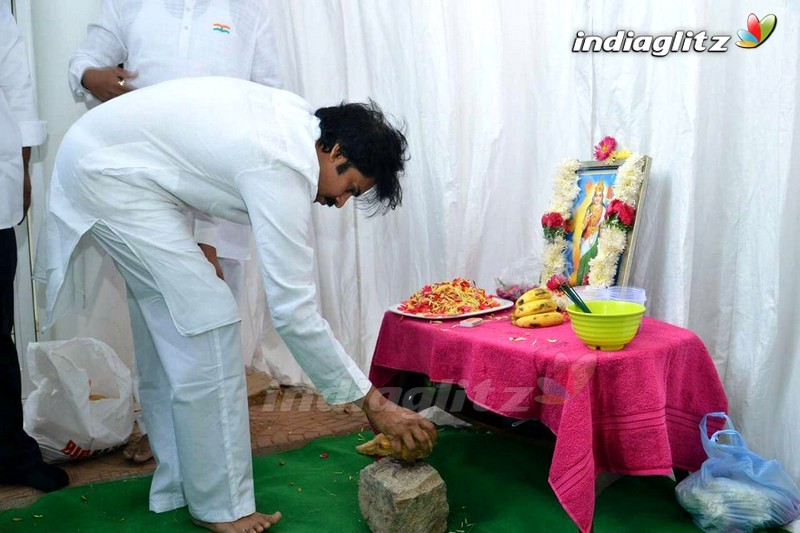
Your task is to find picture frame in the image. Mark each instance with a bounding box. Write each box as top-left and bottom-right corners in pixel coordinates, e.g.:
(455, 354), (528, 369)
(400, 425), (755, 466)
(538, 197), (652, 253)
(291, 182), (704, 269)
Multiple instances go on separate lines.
(563, 157), (651, 287)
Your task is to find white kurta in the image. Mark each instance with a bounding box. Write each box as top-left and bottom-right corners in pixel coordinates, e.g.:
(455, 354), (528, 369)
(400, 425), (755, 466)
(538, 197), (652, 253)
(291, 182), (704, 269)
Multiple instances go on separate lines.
(68, 0), (282, 259)
(36, 77), (371, 405)
(0, 4), (46, 229)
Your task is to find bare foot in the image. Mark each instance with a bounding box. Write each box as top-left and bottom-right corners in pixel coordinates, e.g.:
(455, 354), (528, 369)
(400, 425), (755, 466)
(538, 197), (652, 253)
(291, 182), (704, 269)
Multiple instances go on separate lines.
(122, 434), (154, 464)
(191, 512), (282, 533)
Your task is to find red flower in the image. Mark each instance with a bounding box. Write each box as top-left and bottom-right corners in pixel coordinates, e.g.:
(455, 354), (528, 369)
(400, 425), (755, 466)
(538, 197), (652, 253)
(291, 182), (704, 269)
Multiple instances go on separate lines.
(594, 136), (617, 161)
(606, 199), (636, 227)
(547, 274), (568, 292)
(618, 203), (635, 226)
(541, 212), (565, 229)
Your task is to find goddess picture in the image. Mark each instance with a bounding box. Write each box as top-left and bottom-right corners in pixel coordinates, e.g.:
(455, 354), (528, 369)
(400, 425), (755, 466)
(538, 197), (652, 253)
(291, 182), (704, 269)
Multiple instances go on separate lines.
(565, 169), (617, 285)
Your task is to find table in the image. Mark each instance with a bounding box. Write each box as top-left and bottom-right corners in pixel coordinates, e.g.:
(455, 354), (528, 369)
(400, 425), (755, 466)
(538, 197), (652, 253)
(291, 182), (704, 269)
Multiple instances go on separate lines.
(369, 309), (728, 533)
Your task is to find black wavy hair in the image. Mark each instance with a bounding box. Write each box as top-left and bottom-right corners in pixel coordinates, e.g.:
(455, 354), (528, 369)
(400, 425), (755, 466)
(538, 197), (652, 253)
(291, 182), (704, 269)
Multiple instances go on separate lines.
(315, 100), (408, 215)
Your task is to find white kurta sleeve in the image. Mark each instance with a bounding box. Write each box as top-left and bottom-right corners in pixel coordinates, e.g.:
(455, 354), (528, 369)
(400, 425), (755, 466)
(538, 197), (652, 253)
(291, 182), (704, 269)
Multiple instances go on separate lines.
(250, 1), (282, 89)
(237, 165), (371, 404)
(68, 0), (128, 101)
(192, 211), (223, 249)
(0, 5), (44, 148)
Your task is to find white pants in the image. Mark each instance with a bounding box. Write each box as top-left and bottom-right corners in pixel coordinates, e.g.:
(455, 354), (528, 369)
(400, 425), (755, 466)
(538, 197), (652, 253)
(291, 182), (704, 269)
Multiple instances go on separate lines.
(136, 255), (264, 435)
(219, 256), (266, 372)
(91, 222), (254, 522)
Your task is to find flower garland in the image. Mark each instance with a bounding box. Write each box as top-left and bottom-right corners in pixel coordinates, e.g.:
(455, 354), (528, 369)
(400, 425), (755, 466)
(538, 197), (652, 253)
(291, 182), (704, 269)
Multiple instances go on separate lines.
(538, 158), (580, 310)
(586, 153), (646, 287)
(539, 158), (581, 285)
(539, 138), (646, 303)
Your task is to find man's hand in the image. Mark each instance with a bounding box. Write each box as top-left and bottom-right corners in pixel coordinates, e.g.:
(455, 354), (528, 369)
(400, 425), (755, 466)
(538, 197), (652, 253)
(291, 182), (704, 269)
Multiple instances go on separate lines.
(81, 66), (137, 102)
(22, 168), (31, 218)
(20, 147), (31, 224)
(356, 387), (438, 458)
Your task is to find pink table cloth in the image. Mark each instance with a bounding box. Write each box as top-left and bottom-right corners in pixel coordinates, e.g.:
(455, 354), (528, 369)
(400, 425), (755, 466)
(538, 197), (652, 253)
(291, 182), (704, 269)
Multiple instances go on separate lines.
(369, 309), (728, 533)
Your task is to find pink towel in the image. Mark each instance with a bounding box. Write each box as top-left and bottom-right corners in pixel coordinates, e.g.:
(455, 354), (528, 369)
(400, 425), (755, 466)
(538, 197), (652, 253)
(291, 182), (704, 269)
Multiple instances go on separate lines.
(369, 310), (728, 532)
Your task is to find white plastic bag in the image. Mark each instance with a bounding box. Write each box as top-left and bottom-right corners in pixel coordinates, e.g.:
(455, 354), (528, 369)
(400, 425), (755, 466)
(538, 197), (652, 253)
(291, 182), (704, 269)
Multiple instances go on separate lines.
(495, 252), (543, 301)
(23, 338), (134, 463)
(676, 413), (800, 532)
(419, 406), (472, 428)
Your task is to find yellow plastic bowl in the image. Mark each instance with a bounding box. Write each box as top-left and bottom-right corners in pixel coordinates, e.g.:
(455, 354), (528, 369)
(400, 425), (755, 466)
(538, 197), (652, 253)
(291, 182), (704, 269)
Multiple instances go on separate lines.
(566, 300), (645, 351)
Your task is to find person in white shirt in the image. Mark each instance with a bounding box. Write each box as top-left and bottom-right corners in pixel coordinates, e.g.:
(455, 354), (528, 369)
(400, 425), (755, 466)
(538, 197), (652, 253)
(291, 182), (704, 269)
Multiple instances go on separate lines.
(68, 0), (283, 463)
(36, 76), (437, 532)
(0, 3), (68, 493)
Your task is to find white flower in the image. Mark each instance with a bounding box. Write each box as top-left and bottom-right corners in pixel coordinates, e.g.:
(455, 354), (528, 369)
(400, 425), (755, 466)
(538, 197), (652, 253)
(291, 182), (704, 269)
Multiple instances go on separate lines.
(540, 237), (568, 284)
(598, 226), (626, 254)
(588, 258), (613, 287)
(614, 155), (645, 204)
(554, 293), (570, 310)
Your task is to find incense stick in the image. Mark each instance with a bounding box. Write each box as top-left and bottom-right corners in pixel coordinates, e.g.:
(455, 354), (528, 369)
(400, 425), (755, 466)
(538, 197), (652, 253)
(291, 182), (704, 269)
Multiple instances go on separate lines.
(561, 284), (592, 313)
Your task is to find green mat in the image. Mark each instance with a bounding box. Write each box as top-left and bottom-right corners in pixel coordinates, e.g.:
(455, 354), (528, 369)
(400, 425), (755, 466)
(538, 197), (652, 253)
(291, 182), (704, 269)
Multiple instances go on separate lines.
(0, 428), (777, 532)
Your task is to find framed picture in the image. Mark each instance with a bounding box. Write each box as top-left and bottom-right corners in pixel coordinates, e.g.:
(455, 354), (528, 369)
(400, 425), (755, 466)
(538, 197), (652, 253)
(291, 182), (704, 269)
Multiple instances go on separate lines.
(563, 158), (651, 286)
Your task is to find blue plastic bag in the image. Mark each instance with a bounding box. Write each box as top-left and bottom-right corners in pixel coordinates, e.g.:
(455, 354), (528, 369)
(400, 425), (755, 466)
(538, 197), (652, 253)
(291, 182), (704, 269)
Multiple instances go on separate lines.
(675, 412), (800, 532)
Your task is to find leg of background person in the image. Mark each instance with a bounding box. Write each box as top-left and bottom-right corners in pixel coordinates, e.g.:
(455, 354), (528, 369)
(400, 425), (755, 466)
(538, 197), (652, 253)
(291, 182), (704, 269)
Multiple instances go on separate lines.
(0, 228), (34, 471)
(0, 227), (67, 492)
(91, 222), (254, 521)
(124, 352), (153, 464)
(123, 365), (154, 463)
(123, 339), (153, 464)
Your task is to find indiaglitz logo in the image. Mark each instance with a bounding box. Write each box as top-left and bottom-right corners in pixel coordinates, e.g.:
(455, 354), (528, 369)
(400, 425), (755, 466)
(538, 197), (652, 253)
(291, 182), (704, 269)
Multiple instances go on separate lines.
(573, 12), (777, 56)
(736, 13), (777, 48)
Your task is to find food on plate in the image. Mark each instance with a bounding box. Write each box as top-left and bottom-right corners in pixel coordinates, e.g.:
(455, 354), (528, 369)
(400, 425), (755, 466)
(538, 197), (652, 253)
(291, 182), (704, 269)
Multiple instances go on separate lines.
(355, 433), (431, 461)
(398, 278), (499, 317)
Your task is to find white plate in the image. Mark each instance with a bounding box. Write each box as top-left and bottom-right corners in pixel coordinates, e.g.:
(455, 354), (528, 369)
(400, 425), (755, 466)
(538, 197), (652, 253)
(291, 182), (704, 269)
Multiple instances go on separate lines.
(388, 297), (514, 320)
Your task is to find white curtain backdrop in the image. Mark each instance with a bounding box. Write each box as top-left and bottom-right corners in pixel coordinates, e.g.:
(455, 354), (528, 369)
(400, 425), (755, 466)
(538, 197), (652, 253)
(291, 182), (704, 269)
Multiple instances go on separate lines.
(24, 0), (800, 486)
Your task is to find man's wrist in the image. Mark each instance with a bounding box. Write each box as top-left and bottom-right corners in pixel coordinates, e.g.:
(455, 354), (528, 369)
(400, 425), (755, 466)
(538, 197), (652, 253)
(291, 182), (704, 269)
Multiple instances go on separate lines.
(354, 386), (388, 415)
(353, 386), (374, 410)
(80, 68), (95, 91)
(77, 67), (103, 101)
(22, 146), (31, 169)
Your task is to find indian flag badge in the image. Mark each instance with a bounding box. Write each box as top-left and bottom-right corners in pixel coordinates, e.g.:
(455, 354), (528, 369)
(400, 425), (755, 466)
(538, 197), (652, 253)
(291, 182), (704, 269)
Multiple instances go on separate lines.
(212, 22), (231, 34)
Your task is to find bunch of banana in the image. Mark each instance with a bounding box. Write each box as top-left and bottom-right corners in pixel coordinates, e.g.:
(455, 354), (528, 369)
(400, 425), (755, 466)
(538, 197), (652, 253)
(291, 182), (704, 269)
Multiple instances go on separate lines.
(512, 287), (564, 328)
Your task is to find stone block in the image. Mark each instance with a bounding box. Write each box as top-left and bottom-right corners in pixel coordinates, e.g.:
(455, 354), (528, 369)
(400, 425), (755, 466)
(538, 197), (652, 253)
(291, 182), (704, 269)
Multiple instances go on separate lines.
(358, 459), (448, 533)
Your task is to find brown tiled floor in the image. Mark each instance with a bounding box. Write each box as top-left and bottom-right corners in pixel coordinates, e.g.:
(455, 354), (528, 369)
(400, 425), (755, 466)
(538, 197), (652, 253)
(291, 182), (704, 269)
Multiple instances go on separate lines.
(0, 375), (368, 512)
